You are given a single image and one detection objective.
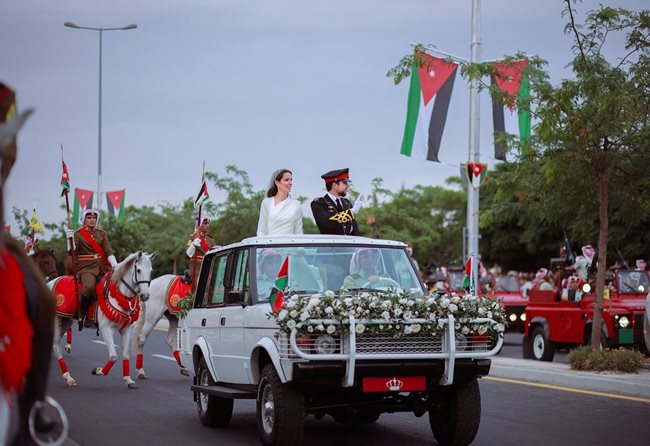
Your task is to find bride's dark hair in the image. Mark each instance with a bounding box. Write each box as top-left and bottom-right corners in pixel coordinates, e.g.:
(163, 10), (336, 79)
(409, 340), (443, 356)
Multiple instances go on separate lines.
(266, 169), (292, 197)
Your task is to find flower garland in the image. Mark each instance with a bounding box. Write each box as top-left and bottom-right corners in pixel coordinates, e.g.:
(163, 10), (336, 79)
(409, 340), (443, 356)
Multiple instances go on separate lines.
(270, 290), (506, 340)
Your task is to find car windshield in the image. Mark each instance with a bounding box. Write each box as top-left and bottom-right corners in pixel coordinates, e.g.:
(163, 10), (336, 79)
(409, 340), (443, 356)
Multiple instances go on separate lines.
(254, 245), (425, 299)
(617, 270), (650, 293)
(495, 275), (520, 292)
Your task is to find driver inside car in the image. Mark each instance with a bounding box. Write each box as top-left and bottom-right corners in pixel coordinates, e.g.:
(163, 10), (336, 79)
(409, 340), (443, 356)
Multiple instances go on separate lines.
(342, 248), (384, 289)
(256, 249), (283, 298)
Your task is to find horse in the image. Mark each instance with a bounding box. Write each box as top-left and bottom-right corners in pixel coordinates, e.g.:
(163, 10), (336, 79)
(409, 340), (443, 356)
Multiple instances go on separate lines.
(49, 251), (153, 389)
(132, 274), (192, 379)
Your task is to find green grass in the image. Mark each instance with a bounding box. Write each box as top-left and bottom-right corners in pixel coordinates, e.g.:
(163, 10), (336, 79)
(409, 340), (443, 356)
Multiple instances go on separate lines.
(568, 346), (647, 373)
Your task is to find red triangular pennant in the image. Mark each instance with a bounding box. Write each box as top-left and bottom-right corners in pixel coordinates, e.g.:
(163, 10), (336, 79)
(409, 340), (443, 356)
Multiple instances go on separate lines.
(75, 188), (93, 209)
(416, 51), (458, 106)
(492, 60), (528, 111)
(106, 190), (125, 211)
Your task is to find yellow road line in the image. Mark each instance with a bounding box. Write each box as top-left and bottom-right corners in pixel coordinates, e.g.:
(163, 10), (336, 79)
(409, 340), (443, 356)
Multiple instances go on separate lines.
(484, 376), (650, 404)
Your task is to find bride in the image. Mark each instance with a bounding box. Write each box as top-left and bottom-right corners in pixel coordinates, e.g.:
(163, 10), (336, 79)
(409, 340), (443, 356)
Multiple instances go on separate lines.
(257, 169), (304, 236)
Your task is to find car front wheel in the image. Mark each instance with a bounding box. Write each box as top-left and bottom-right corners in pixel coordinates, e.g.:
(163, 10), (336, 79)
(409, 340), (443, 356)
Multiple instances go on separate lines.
(196, 357), (233, 428)
(429, 378), (481, 446)
(257, 364), (305, 446)
(531, 326), (555, 361)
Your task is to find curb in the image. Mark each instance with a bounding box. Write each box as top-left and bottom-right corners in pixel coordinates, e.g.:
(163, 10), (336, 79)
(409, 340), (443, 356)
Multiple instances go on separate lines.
(489, 356), (650, 399)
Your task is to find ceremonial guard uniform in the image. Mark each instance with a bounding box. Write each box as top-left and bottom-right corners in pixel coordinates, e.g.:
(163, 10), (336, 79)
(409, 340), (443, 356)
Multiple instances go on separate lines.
(186, 217), (216, 284)
(68, 209), (117, 330)
(311, 168), (360, 236)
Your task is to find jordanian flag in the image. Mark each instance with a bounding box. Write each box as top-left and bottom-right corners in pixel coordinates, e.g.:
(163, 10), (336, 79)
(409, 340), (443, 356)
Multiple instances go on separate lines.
(491, 60), (531, 161)
(401, 51), (458, 163)
(465, 162), (487, 189)
(269, 256), (289, 313)
(72, 188), (93, 229)
(194, 180), (209, 209)
(106, 189), (126, 218)
(462, 256), (475, 294)
(60, 161), (70, 197)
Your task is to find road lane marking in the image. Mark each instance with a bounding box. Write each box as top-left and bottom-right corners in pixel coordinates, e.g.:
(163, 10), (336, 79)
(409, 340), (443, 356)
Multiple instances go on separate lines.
(484, 376), (650, 404)
(152, 354), (175, 362)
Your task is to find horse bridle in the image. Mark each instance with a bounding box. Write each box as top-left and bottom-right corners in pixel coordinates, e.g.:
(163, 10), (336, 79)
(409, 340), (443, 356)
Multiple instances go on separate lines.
(38, 253), (58, 281)
(119, 257), (151, 297)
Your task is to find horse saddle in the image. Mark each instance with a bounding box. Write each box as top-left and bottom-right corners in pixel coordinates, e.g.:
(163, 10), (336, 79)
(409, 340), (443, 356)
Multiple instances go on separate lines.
(52, 276), (99, 322)
(166, 276), (193, 317)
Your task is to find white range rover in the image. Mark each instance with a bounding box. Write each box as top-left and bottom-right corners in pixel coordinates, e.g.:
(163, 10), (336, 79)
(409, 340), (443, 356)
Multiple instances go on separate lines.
(177, 235), (503, 446)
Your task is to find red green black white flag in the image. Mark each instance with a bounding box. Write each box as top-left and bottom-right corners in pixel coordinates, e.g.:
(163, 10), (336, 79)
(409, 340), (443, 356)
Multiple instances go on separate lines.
(401, 51), (458, 163)
(194, 180), (209, 209)
(106, 190), (126, 218)
(269, 256), (289, 313)
(462, 256), (475, 293)
(491, 60), (531, 161)
(72, 188), (93, 229)
(60, 161), (70, 197)
(465, 162), (487, 189)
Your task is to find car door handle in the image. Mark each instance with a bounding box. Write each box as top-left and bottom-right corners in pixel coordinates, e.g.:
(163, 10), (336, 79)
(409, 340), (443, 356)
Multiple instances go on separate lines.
(220, 317), (226, 326)
(201, 318), (206, 327)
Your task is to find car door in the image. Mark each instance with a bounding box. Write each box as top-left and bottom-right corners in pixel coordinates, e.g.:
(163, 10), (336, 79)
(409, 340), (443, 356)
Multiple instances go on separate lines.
(214, 248), (252, 384)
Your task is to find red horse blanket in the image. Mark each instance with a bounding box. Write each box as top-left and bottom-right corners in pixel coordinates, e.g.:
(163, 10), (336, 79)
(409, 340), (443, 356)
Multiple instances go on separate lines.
(52, 276), (98, 323)
(166, 276), (192, 317)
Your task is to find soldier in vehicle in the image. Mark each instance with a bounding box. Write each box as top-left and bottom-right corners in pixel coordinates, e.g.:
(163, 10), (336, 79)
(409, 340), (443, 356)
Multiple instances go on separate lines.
(185, 217), (216, 286)
(311, 168), (361, 236)
(573, 244), (596, 281)
(342, 248), (383, 289)
(256, 249), (283, 298)
(531, 267), (555, 291)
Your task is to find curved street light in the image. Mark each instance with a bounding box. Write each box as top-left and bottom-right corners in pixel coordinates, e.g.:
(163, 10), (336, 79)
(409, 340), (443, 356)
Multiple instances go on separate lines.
(64, 21), (137, 217)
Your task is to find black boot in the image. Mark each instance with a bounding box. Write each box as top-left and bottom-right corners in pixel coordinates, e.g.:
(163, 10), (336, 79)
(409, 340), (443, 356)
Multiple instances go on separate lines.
(79, 294), (91, 331)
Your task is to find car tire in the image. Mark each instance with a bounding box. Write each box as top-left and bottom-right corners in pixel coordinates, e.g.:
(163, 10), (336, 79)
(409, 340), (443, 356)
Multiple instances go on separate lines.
(196, 357), (233, 428)
(257, 364), (305, 446)
(530, 326), (555, 361)
(429, 378), (481, 446)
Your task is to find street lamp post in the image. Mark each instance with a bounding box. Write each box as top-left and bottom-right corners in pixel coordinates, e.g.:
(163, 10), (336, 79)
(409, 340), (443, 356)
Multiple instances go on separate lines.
(64, 21), (137, 217)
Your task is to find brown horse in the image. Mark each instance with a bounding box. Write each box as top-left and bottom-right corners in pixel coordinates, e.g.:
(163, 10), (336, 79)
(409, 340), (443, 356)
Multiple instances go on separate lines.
(31, 248), (61, 282)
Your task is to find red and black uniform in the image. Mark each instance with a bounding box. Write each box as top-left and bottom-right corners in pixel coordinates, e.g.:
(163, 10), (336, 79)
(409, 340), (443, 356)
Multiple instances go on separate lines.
(73, 227), (114, 320)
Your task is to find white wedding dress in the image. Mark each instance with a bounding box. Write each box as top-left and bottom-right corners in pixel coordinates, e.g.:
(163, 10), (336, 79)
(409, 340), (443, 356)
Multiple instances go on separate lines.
(257, 197), (304, 236)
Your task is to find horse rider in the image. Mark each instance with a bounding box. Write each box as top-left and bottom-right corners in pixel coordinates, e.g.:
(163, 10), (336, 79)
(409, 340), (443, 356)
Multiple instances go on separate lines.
(65, 209), (118, 330)
(311, 168), (362, 236)
(185, 217), (216, 285)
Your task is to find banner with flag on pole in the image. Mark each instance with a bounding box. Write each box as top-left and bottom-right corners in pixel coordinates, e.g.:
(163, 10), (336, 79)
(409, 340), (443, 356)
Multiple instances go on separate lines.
(400, 51), (458, 163)
(465, 162), (488, 189)
(491, 59), (531, 161)
(29, 205), (44, 235)
(72, 188), (93, 229)
(462, 256), (475, 294)
(106, 189), (126, 218)
(194, 180), (209, 209)
(269, 256), (289, 313)
(60, 160), (70, 197)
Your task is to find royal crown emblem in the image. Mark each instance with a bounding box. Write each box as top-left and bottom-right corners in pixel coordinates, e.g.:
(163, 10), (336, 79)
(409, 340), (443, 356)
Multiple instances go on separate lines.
(385, 377), (403, 392)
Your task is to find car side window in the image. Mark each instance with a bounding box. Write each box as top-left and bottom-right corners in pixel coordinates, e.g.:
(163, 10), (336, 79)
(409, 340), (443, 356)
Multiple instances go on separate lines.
(204, 254), (228, 306)
(231, 249), (250, 303)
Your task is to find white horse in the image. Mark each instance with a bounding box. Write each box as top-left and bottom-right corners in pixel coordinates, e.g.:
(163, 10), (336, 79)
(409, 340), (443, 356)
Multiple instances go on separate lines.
(132, 274), (191, 379)
(49, 251), (153, 389)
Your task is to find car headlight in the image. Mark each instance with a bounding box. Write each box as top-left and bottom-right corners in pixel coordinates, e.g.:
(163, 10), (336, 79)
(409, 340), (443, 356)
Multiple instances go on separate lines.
(618, 316), (630, 328)
(638, 285), (645, 293)
(313, 335), (337, 354)
(520, 313), (526, 322)
(582, 283), (591, 293)
(509, 313), (517, 322)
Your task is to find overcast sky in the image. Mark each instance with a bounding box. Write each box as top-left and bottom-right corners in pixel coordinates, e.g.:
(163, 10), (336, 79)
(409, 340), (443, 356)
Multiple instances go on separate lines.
(2, 0), (646, 236)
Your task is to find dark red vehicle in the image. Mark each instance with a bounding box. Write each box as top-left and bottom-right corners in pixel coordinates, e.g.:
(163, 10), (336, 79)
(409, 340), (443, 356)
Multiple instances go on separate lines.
(489, 275), (527, 331)
(523, 269), (648, 361)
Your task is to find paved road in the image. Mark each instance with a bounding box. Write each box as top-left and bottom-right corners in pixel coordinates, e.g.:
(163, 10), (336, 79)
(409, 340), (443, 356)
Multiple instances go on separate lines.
(48, 327), (649, 445)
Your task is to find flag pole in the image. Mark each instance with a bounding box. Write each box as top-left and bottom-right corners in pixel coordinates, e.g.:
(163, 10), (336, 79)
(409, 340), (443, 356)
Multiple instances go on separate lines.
(61, 144), (81, 322)
(191, 160), (206, 288)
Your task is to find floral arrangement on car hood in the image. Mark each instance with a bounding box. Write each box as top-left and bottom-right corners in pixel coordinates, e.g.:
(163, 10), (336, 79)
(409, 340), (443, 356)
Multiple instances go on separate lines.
(270, 290), (506, 339)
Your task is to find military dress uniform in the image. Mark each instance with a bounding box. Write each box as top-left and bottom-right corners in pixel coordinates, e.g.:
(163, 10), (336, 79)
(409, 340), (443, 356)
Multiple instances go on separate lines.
(186, 231), (216, 283)
(311, 168), (360, 236)
(73, 226), (115, 324)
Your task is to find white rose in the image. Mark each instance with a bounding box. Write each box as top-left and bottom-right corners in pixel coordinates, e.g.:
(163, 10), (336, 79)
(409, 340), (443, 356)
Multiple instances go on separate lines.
(316, 324), (325, 332)
(300, 312), (310, 321)
(325, 306), (334, 314)
(478, 325), (488, 335)
(325, 290), (335, 298)
(427, 297), (436, 305)
(403, 310), (413, 320)
(286, 320), (296, 330)
(461, 326), (470, 335)
(404, 325), (413, 334)
(277, 310), (289, 321)
(327, 325), (336, 334)
(448, 304), (458, 313)
(428, 313), (436, 321)
(307, 297), (321, 309)
(381, 311), (390, 320)
(411, 324), (421, 333)
(394, 308), (403, 317)
(355, 324), (366, 334)
(478, 307), (486, 316)
(307, 325), (314, 333)
(440, 298), (450, 309)
(487, 311), (493, 320)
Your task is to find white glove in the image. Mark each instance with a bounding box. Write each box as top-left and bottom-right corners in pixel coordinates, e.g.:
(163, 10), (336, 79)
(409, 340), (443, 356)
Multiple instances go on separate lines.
(186, 244), (196, 258)
(193, 238), (202, 247)
(108, 255), (118, 269)
(352, 194), (365, 214)
(65, 230), (76, 251)
(65, 229), (75, 239)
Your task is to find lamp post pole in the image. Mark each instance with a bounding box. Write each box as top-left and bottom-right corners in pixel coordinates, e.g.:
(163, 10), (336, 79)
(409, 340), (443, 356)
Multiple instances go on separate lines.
(64, 22), (137, 218)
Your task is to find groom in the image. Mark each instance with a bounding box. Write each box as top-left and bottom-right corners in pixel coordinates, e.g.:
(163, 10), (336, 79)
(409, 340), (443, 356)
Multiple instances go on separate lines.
(311, 168), (360, 236)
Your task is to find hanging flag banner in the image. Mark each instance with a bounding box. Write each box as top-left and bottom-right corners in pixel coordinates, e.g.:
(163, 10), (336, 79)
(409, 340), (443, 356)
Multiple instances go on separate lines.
(29, 207), (44, 235)
(72, 188), (93, 229)
(400, 51), (458, 163)
(465, 162), (488, 189)
(194, 180), (209, 209)
(106, 189), (126, 218)
(462, 256), (474, 293)
(269, 256), (289, 314)
(60, 161), (70, 197)
(491, 59), (531, 161)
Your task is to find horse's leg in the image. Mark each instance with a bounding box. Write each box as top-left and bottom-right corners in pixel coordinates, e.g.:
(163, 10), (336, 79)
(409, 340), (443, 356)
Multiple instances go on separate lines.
(91, 317), (118, 378)
(65, 327), (73, 354)
(53, 317), (76, 387)
(165, 316), (189, 376)
(133, 304), (164, 380)
(121, 325), (137, 389)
